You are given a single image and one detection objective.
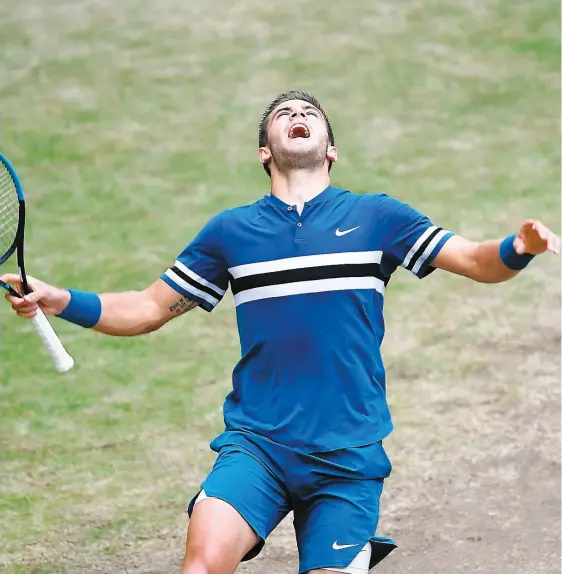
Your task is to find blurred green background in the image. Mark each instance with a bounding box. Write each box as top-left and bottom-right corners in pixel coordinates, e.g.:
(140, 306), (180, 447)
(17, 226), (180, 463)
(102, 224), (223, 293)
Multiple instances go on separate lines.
(0, 1), (559, 572)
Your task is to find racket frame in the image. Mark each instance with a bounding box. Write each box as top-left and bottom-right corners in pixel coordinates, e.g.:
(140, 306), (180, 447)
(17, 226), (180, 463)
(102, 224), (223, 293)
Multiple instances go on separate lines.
(0, 153), (74, 372)
(0, 152), (24, 265)
(0, 153), (32, 296)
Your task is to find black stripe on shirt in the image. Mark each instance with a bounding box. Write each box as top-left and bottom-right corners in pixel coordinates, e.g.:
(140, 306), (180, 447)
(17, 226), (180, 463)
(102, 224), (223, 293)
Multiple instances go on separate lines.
(169, 265), (222, 299)
(405, 227), (442, 272)
(230, 262), (386, 295)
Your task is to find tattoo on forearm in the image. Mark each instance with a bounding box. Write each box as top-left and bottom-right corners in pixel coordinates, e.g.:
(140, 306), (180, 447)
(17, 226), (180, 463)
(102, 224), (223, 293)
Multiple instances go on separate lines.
(169, 297), (198, 315)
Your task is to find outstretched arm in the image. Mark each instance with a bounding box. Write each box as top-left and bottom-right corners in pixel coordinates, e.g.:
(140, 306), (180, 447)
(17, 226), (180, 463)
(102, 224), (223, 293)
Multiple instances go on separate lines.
(1, 275), (198, 336)
(432, 220), (560, 283)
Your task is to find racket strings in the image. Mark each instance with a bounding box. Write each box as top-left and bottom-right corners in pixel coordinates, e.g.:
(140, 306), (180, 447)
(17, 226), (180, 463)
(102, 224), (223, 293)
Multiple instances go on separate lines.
(0, 166), (19, 255)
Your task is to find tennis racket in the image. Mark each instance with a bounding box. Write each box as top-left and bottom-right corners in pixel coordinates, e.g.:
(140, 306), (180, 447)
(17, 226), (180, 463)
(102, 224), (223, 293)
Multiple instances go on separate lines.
(0, 152), (74, 372)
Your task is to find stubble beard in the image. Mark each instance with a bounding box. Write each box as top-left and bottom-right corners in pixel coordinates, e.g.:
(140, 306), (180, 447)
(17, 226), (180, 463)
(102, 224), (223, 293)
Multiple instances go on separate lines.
(270, 138), (328, 173)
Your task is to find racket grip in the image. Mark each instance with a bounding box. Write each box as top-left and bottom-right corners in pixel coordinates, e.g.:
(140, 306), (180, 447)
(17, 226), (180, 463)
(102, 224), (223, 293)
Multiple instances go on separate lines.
(31, 309), (75, 372)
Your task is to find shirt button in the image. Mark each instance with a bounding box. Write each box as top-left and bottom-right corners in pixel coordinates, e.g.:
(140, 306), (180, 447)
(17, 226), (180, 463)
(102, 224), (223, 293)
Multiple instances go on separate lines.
(287, 206), (293, 211)
(297, 222), (303, 227)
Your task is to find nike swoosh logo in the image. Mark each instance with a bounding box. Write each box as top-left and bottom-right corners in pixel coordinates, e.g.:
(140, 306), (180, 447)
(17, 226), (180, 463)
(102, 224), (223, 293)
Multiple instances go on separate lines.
(335, 226), (360, 237)
(332, 541), (360, 550)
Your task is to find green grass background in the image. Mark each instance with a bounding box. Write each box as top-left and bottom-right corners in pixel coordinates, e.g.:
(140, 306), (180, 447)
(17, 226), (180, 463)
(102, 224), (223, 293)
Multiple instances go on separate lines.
(0, 0), (560, 572)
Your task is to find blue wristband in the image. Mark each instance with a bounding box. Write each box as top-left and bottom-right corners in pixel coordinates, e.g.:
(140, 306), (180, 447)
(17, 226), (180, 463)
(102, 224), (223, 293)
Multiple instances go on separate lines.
(499, 234), (535, 270)
(56, 289), (102, 328)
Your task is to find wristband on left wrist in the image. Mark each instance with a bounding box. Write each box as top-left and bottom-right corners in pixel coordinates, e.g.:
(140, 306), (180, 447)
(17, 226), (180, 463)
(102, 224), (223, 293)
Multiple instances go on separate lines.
(499, 234), (535, 270)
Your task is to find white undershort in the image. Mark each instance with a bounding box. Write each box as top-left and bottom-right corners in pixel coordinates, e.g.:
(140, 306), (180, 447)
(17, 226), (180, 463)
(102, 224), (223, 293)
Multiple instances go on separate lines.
(320, 542), (371, 574)
(194, 489), (208, 505)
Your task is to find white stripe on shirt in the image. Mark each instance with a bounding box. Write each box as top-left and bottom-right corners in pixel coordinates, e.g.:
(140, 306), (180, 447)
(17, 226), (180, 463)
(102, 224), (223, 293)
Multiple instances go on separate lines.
(174, 260), (225, 296)
(411, 229), (450, 275)
(229, 251), (383, 279)
(401, 225), (438, 269)
(165, 268), (220, 307)
(233, 276), (385, 307)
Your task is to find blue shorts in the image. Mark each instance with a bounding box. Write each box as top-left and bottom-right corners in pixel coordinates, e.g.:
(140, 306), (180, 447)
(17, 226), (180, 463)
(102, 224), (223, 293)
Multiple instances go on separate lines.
(187, 431), (396, 573)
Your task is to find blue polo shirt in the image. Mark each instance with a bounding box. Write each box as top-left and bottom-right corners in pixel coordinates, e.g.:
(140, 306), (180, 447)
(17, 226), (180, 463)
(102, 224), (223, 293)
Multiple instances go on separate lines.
(162, 186), (453, 453)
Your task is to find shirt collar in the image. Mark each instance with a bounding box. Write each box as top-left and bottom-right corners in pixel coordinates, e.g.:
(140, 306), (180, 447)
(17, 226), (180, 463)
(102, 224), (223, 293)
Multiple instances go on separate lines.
(264, 185), (345, 209)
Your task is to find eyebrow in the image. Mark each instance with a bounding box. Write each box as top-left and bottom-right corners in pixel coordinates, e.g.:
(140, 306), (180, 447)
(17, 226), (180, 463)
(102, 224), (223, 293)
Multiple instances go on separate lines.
(274, 104), (319, 116)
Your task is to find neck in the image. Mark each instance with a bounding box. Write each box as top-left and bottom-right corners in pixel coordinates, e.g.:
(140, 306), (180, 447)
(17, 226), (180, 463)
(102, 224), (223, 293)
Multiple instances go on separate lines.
(270, 168), (331, 211)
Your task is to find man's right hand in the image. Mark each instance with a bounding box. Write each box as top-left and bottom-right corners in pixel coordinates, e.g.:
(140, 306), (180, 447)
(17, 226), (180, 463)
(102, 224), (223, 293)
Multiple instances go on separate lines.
(1, 275), (198, 336)
(1, 274), (70, 318)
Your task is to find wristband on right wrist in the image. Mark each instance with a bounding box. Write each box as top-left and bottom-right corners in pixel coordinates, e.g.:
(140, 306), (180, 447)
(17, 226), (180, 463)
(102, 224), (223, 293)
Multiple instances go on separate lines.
(499, 234), (535, 270)
(56, 289), (102, 328)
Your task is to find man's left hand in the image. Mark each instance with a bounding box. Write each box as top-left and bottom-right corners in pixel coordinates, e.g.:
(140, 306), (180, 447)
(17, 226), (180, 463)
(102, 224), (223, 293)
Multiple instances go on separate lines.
(514, 220), (561, 256)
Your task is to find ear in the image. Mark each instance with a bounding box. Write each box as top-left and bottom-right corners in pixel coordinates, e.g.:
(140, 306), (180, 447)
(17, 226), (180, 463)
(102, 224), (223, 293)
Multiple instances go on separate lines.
(258, 147), (271, 167)
(326, 146), (338, 163)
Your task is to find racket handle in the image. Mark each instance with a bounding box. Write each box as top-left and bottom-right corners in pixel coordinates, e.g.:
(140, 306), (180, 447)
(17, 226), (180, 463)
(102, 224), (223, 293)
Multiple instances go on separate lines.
(31, 309), (75, 372)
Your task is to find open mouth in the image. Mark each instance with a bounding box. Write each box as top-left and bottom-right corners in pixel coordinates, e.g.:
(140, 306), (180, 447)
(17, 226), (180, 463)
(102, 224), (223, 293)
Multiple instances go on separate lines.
(288, 123), (310, 139)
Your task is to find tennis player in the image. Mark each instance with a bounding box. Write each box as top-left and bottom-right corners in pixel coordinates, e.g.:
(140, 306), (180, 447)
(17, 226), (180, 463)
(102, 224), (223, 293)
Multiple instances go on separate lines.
(2, 91), (560, 574)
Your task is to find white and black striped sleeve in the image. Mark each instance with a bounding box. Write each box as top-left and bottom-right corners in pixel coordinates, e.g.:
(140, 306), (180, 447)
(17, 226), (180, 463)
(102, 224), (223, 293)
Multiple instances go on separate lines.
(160, 212), (229, 312)
(379, 194), (454, 279)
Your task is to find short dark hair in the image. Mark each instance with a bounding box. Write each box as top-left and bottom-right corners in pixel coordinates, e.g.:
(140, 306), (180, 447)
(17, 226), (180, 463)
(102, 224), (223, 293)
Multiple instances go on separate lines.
(258, 90), (335, 176)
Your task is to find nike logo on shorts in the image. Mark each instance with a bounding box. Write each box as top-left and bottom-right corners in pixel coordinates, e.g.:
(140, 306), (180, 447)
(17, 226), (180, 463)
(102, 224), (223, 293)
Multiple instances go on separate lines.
(332, 541), (360, 550)
(335, 226), (360, 236)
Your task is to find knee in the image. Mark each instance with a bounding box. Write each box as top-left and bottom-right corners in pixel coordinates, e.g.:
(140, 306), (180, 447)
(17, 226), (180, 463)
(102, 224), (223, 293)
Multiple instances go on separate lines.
(181, 551), (230, 574)
(180, 559), (210, 574)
